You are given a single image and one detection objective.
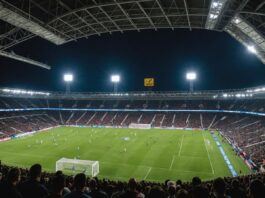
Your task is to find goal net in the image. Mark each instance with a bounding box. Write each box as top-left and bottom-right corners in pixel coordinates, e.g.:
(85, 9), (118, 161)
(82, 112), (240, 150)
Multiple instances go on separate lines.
(56, 158), (99, 177)
(129, 123), (151, 129)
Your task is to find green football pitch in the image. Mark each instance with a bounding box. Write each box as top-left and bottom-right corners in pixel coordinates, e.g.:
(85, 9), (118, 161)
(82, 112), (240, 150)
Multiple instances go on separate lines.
(0, 127), (251, 182)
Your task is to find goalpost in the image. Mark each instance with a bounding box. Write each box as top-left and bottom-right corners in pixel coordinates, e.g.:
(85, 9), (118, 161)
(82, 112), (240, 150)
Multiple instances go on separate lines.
(56, 158), (99, 177)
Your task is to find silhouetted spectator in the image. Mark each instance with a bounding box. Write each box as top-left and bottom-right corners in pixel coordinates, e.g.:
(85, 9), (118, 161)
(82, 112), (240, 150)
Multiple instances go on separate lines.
(249, 179), (265, 198)
(87, 179), (108, 198)
(227, 179), (246, 198)
(148, 185), (165, 198)
(0, 172), (2, 183)
(168, 185), (176, 198)
(64, 173), (91, 198)
(0, 168), (22, 198)
(47, 174), (65, 198)
(120, 178), (144, 198)
(192, 177), (201, 187)
(212, 178), (226, 198)
(176, 189), (188, 198)
(191, 186), (209, 198)
(19, 164), (49, 198)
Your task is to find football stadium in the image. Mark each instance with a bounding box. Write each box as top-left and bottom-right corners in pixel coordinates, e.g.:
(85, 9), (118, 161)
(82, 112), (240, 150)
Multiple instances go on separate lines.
(0, 0), (265, 197)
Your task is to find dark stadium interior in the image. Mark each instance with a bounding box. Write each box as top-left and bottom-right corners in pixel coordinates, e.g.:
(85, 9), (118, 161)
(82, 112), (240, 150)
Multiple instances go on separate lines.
(0, 0), (265, 198)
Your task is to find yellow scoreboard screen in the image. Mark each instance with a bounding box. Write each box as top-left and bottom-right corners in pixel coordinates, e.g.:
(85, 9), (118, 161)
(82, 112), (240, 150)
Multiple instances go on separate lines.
(144, 78), (155, 87)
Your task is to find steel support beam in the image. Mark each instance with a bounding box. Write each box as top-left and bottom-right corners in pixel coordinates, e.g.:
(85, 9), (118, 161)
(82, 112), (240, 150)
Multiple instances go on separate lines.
(114, 0), (139, 31)
(156, 0), (174, 30)
(0, 2), (66, 45)
(136, 2), (157, 30)
(0, 50), (51, 69)
(92, 0), (123, 33)
(183, 0), (192, 31)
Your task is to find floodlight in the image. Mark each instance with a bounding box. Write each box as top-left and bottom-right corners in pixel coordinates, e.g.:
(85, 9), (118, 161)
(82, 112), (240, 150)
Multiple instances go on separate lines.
(234, 18), (240, 24)
(110, 74), (120, 92)
(64, 74), (73, 82)
(111, 75), (120, 83)
(206, 0), (227, 29)
(186, 72), (197, 92)
(186, 72), (197, 81)
(247, 45), (257, 54)
(209, 14), (218, 19)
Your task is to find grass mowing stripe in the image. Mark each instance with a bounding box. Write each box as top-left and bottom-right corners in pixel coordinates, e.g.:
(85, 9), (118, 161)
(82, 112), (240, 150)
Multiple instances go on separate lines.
(101, 161), (212, 175)
(202, 131), (215, 175)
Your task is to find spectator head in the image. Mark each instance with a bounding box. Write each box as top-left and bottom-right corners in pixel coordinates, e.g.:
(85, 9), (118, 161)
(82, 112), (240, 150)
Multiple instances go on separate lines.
(148, 185), (165, 198)
(51, 175), (65, 195)
(73, 173), (86, 191)
(128, 178), (137, 191)
(192, 177), (202, 187)
(55, 170), (63, 176)
(176, 189), (188, 198)
(232, 179), (240, 189)
(192, 186), (209, 198)
(29, 164), (42, 181)
(7, 168), (21, 185)
(249, 179), (265, 198)
(176, 179), (182, 186)
(168, 185), (176, 196)
(167, 180), (176, 188)
(213, 178), (226, 197)
(0, 172), (2, 181)
(89, 179), (97, 190)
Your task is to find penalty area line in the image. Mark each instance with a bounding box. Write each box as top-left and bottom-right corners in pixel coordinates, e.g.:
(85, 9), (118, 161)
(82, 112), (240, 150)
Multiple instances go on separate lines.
(202, 132), (215, 175)
(144, 167), (152, 180)
(178, 135), (184, 157)
(169, 155), (175, 170)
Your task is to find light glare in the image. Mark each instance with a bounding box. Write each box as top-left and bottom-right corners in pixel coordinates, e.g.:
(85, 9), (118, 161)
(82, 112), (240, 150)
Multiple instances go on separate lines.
(247, 45), (257, 54)
(111, 75), (120, 83)
(64, 74), (73, 82)
(186, 72), (197, 80)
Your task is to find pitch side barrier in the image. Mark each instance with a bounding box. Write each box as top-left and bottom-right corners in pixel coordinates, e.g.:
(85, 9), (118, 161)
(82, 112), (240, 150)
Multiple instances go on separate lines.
(1, 107), (265, 116)
(218, 131), (258, 171)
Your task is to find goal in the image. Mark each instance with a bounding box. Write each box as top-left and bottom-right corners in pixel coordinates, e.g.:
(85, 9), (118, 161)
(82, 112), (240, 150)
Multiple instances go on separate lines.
(129, 123), (151, 129)
(56, 158), (99, 177)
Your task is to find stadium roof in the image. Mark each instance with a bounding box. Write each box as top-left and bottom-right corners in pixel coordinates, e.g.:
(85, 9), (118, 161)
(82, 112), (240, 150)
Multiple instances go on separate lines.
(0, 0), (264, 65)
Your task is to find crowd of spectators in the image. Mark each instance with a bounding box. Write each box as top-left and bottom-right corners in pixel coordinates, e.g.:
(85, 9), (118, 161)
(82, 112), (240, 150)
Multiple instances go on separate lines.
(1, 97), (265, 113)
(0, 163), (264, 198)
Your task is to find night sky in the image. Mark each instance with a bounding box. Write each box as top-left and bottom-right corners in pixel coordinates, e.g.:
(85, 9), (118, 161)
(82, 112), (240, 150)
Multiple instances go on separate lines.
(0, 29), (264, 92)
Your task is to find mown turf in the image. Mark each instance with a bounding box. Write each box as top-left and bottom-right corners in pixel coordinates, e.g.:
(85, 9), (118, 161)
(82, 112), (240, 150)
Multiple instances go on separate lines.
(0, 127), (251, 182)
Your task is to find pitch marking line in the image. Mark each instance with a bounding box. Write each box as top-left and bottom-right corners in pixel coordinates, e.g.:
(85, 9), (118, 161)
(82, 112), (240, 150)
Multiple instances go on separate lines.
(144, 167), (152, 180)
(178, 135), (184, 157)
(202, 132), (215, 175)
(169, 155), (175, 170)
